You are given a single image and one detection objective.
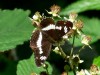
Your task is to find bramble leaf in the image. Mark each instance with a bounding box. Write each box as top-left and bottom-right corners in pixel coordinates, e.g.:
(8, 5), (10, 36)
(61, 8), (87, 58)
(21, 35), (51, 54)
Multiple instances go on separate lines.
(0, 9), (33, 51)
(17, 54), (53, 75)
(60, 0), (100, 15)
(93, 56), (100, 66)
(69, 16), (100, 46)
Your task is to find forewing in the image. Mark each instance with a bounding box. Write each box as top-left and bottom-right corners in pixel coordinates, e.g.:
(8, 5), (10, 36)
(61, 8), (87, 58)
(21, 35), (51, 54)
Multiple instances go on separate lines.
(41, 18), (59, 41)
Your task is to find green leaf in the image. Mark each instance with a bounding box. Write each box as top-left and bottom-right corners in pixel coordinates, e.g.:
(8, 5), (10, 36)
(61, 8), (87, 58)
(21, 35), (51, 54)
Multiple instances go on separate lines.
(70, 16), (100, 46)
(81, 16), (100, 42)
(68, 71), (74, 75)
(0, 9), (34, 51)
(17, 54), (53, 75)
(93, 56), (100, 66)
(60, 0), (100, 15)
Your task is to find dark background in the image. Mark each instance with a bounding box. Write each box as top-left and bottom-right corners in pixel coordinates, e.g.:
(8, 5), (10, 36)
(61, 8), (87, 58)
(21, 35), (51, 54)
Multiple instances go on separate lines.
(0, 0), (100, 75)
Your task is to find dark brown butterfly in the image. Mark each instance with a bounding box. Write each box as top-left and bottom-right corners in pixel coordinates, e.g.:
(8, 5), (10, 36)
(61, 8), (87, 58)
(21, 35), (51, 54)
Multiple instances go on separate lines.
(30, 18), (73, 67)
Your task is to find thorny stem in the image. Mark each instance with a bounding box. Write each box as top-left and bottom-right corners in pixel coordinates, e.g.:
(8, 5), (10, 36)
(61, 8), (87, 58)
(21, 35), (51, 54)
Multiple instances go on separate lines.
(69, 34), (76, 75)
(57, 34), (76, 75)
(70, 34), (75, 57)
(57, 44), (69, 75)
(49, 33), (76, 75)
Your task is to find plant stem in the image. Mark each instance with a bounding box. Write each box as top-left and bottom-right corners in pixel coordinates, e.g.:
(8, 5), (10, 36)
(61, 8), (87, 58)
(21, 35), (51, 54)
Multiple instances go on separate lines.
(57, 43), (66, 59)
(70, 34), (75, 57)
(43, 64), (49, 75)
(69, 34), (76, 75)
(45, 66), (49, 74)
(57, 44), (70, 75)
(57, 34), (76, 75)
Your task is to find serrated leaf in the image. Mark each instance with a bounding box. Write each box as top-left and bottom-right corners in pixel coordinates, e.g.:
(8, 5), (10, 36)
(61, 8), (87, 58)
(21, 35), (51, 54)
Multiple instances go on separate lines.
(17, 54), (53, 75)
(60, 0), (100, 15)
(0, 9), (34, 51)
(69, 16), (100, 46)
(93, 56), (100, 66)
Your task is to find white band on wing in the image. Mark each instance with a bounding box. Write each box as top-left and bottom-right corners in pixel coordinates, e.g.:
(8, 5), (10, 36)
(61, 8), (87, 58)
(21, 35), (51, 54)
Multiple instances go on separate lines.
(42, 24), (55, 31)
(36, 32), (43, 54)
(40, 56), (47, 60)
(42, 24), (62, 31)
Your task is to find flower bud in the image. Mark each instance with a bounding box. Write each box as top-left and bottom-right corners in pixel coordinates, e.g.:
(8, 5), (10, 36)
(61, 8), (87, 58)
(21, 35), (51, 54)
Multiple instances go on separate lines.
(81, 35), (92, 49)
(90, 65), (100, 74)
(74, 20), (83, 30)
(47, 4), (61, 17)
(69, 12), (78, 22)
(31, 12), (42, 26)
(32, 12), (42, 21)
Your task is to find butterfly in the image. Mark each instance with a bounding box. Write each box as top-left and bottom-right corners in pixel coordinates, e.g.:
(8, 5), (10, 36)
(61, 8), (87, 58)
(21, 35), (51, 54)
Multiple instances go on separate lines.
(30, 17), (73, 67)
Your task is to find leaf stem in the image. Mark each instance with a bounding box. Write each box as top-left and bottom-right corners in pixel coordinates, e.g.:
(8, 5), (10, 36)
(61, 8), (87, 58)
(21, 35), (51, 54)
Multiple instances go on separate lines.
(78, 45), (85, 54)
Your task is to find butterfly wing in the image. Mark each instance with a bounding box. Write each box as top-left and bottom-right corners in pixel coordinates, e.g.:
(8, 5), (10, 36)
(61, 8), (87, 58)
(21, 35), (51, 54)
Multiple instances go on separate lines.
(56, 21), (73, 37)
(30, 30), (52, 67)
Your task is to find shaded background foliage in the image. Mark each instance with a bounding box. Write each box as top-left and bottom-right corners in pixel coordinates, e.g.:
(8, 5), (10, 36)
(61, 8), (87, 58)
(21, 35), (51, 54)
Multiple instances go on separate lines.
(0, 0), (100, 75)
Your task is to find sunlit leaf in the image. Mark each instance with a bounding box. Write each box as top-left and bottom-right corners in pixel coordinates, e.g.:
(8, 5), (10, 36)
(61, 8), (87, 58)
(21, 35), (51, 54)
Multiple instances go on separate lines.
(69, 16), (100, 46)
(93, 56), (100, 66)
(0, 9), (33, 51)
(17, 54), (53, 75)
(60, 0), (100, 15)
